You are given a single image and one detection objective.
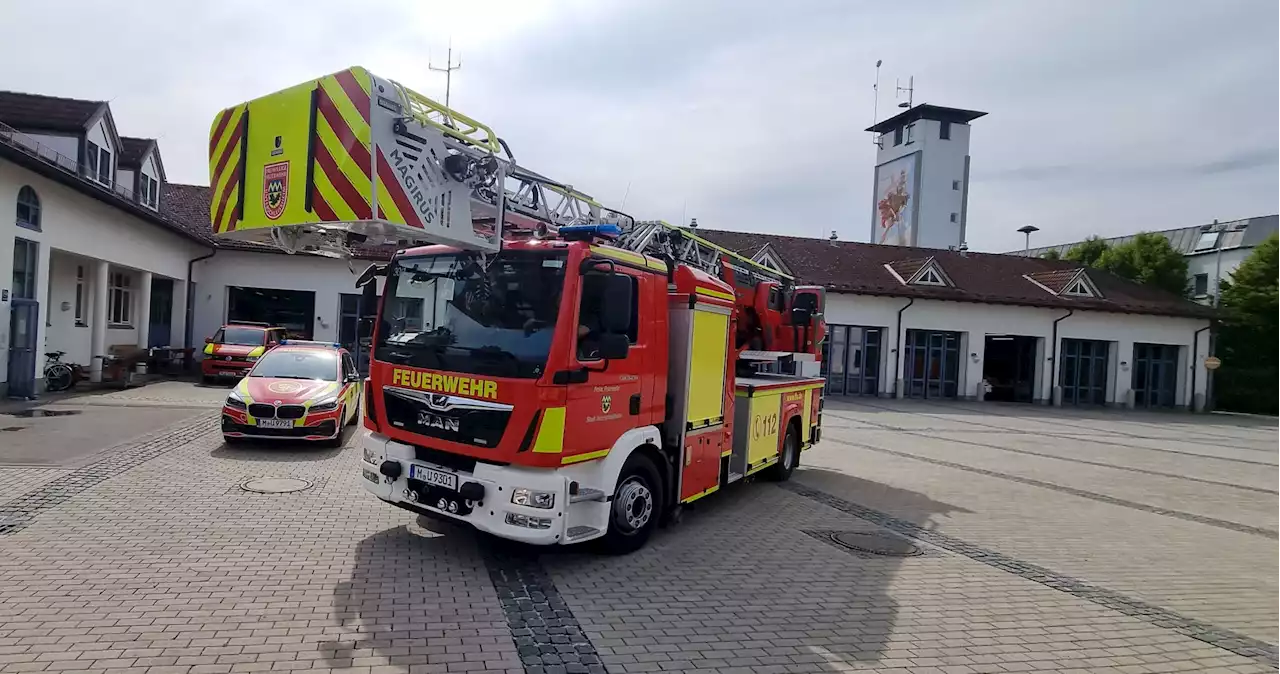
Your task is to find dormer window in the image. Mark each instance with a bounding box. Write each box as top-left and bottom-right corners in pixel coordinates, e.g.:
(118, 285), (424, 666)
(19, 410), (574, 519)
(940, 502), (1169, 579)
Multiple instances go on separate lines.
(86, 140), (111, 186)
(139, 174), (158, 209)
(916, 267), (945, 286)
(1062, 278), (1094, 297)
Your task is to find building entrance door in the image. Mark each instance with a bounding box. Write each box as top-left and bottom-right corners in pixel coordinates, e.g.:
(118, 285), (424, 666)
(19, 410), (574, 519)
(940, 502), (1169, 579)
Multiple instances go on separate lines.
(904, 329), (960, 399)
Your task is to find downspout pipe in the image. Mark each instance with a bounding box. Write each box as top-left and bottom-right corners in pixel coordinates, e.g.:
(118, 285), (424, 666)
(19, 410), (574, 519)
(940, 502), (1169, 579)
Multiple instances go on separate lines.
(1050, 309), (1073, 405)
(1190, 323), (1211, 412)
(184, 247), (217, 363)
(892, 298), (914, 397)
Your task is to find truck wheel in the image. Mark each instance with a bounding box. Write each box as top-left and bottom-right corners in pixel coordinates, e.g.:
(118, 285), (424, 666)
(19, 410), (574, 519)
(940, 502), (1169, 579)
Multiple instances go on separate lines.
(599, 453), (662, 555)
(768, 424), (800, 482)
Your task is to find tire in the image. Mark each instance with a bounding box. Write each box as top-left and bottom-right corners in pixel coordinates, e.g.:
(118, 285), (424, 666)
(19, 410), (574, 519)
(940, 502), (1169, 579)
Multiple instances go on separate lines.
(201, 375), (215, 386)
(768, 423), (800, 482)
(45, 364), (73, 392)
(598, 453), (662, 555)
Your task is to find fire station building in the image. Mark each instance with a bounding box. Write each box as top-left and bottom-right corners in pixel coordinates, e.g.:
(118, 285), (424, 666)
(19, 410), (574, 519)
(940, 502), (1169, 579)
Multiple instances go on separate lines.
(0, 90), (1214, 409)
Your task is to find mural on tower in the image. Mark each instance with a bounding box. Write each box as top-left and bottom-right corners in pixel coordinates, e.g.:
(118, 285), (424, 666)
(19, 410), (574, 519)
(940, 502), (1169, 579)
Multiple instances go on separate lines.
(872, 152), (919, 246)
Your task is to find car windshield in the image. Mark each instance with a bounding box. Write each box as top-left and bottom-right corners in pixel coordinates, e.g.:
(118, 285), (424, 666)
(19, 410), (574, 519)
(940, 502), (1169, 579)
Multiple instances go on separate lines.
(373, 251), (567, 379)
(249, 349), (339, 381)
(215, 327), (265, 346)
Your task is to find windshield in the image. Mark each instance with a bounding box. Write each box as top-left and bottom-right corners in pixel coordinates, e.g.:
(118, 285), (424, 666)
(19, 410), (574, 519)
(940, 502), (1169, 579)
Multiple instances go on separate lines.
(374, 251), (567, 379)
(215, 327), (266, 346)
(249, 349), (339, 381)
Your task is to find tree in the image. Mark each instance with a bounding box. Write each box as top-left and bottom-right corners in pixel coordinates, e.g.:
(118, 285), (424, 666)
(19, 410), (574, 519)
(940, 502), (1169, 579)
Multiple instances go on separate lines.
(1063, 236), (1111, 267)
(1214, 233), (1278, 415)
(1039, 249), (1062, 261)
(1096, 232), (1189, 296)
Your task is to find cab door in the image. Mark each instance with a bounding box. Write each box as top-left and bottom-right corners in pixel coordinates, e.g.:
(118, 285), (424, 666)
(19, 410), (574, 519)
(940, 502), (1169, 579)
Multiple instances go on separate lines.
(561, 268), (650, 463)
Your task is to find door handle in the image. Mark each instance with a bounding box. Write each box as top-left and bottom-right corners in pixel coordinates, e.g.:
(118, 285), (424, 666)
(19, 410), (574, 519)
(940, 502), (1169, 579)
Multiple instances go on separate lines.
(630, 393), (641, 415)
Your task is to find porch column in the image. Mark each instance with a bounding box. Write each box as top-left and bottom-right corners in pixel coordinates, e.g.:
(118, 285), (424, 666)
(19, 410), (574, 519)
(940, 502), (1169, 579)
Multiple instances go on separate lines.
(89, 260), (110, 382)
(135, 270), (153, 351)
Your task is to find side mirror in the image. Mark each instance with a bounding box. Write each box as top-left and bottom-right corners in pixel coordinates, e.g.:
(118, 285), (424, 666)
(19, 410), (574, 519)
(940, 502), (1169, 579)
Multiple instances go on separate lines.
(597, 333), (630, 360)
(600, 273), (633, 334)
(357, 278), (379, 320)
(204, 337), (213, 344)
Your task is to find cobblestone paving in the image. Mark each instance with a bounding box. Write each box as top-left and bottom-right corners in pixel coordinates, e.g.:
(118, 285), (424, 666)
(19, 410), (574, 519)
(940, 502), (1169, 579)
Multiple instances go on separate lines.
(0, 397), (1274, 674)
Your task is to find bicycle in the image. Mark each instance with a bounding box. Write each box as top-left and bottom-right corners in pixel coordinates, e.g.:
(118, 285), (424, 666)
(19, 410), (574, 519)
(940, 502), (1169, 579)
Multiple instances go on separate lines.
(44, 351), (83, 392)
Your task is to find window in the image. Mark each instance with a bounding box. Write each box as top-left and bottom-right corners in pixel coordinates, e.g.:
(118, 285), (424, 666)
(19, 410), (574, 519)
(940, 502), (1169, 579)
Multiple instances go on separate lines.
(952, 180), (961, 191)
(108, 271), (132, 325)
(16, 186), (40, 230)
(75, 265), (86, 325)
(1063, 278), (1094, 297)
(577, 272), (639, 360)
(86, 140), (111, 185)
(905, 123), (915, 144)
(893, 126), (903, 146)
(949, 213), (958, 223)
(97, 146), (111, 185)
(12, 239), (38, 300)
(86, 141), (99, 178)
(389, 297), (425, 332)
(1194, 230), (1220, 251)
(939, 121), (951, 140)
(916, 267), (946, 286)
(1193, 273), (1209, 296)
(140, 174), (158, 208)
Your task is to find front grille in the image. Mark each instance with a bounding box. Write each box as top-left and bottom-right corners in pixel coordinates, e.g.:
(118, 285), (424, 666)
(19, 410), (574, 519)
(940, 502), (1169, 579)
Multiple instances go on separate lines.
(277, 405), (306, 419)
(248, 404), (275, 418)
(383, 392), (511, 448)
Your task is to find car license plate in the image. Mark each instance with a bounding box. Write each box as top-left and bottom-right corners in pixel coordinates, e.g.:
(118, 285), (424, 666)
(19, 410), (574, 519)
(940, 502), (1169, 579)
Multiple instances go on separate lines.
(410, 464), (458, 491)
(257, 418), (293, 429)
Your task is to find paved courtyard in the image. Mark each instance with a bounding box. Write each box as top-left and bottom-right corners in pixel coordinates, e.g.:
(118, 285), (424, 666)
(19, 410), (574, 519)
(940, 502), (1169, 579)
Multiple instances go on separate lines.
(0, 384), (1275, 674)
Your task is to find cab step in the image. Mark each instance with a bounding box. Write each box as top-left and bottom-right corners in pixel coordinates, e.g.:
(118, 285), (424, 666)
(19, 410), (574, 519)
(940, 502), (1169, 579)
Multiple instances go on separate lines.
(569, 487), (607, 503)
(565, 525), (602, 542)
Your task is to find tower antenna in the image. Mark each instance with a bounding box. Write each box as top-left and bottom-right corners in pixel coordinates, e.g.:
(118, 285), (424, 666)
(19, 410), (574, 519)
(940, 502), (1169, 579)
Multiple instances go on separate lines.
(896, 75), (915, 109)
(429, 39), (463, 109)
(872, 59), (883, 146)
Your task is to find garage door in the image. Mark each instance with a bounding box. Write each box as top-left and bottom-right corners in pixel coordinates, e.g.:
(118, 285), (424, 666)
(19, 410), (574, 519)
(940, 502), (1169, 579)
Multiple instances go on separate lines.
(1060, 338), (1109, 405)
(227, 287), (315, 339)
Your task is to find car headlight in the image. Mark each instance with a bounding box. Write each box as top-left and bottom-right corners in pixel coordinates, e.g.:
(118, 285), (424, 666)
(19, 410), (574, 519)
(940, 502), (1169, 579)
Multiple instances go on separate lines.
(309, 396), (339, 412)
(511, 488), (555, 509)
(225, 390), (246, 409)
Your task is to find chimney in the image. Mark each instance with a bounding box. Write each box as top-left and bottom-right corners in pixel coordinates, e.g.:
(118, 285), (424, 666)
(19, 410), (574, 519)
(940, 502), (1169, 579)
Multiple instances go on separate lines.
(959, 242), (969, 257)
(829, 230), (838, 246)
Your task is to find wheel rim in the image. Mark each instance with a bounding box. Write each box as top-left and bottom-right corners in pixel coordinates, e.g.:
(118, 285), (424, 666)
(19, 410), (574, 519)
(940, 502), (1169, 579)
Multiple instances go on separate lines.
(614, 477), (653, 533)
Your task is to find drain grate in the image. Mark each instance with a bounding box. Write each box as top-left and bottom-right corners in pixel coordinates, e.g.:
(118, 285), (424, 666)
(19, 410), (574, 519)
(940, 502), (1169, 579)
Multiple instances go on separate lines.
(240, 477), (312, 494)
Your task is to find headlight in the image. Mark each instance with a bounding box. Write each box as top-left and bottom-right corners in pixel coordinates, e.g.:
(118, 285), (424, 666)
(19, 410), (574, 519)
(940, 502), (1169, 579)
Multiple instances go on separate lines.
(511, 488), (555, 509)
(309, 396), (339, 412)
(225, 390), (246, 409)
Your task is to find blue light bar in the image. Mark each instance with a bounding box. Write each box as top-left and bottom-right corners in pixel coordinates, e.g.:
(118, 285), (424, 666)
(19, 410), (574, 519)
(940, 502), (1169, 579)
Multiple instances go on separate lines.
(280, 339), (341, 348)
(559, 224), (622, 240)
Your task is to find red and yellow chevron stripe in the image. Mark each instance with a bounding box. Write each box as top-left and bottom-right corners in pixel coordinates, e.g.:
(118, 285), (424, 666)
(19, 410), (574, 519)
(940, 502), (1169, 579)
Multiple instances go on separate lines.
(208, 105), (247, 234)
(310, 69), (374, 223)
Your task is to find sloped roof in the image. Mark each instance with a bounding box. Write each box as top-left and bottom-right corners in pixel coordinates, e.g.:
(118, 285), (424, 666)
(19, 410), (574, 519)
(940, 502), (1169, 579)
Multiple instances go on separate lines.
(885, 257), (932, 282)
(0, 91), (103, 132)
(1023, 268), (1079, 293)
(695, 228), (1211, 318)
(118, 137), (153, 168)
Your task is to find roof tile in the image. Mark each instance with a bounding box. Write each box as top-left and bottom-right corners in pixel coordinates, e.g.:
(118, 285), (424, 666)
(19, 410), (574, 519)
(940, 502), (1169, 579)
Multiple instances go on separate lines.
(0, 91), (101, 133)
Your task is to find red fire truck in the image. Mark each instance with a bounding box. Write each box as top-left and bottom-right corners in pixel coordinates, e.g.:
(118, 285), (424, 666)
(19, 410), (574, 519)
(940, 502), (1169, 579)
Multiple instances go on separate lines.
(209, 67), (826, 552)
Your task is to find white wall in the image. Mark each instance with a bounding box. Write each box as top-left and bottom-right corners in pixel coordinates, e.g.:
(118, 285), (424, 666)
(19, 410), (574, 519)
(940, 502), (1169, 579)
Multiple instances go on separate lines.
(823, 292), (1211, 408)
(0, 160), (204, 387)
(85, 119), (113, 155)
(191, 249), (372, 352)
(1186, 248), (1250, 301)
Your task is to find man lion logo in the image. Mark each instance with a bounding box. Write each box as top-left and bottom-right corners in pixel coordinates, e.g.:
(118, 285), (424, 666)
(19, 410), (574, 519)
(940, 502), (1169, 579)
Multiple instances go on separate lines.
(263, 161), (289, 220)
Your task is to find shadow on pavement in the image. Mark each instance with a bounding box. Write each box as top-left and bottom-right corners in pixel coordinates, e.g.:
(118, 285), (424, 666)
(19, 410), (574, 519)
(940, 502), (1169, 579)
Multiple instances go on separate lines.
(209, 425), (358, 461)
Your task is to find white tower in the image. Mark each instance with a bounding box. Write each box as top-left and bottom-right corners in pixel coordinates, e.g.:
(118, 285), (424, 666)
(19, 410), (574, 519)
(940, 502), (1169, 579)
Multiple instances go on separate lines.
(867, 104), (986, 249)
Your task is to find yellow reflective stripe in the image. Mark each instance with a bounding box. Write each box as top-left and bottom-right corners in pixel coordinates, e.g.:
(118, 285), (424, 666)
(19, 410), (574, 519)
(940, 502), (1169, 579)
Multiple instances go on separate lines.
(319, 76), (371, 144)
(590, 246), (666, 272)
(561, 448), (610, 465)
(734, 382), (825, 397)
(681, 484), (719, 504)
(246, 346), (265, 358)
(316, 111), (373, 197)
(209, 107), (245, 233)
(531, 407), (565, 453)
(313, 158), (360, 221)
(204, 343), (215, 355)
(375, 176), (407, 224)
(744, 455), (780, 476)
(696, 286), (734, 301)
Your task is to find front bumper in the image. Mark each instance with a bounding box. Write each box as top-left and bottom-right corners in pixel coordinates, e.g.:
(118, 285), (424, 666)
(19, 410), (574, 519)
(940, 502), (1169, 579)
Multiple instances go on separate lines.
(203, 359), (253, 377)
(360, 432), (608, 545)
(222, 407), (340, 441)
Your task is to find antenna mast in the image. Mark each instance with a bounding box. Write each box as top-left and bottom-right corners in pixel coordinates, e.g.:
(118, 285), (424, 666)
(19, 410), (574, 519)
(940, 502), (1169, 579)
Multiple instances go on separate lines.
(872, 59), (883, 146)
(896, 75), (915, 109)
(428, 40), (463, 109)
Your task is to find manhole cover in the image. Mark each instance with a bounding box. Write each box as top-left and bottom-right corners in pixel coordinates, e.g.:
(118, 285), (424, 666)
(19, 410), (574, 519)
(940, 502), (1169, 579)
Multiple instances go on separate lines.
(240, 477), (312, 494)
(0, 426), (23, 432)
(4, 409), (81, 418)
(829, 532), (922, 557)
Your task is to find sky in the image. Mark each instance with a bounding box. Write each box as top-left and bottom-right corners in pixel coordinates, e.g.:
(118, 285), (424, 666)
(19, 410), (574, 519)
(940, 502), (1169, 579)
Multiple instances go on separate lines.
(1, 0), (1276, 252)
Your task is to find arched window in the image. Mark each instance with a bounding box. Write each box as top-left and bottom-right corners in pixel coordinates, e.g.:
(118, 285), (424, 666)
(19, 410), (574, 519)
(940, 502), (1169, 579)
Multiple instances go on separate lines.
(16, 186), (40, 230)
